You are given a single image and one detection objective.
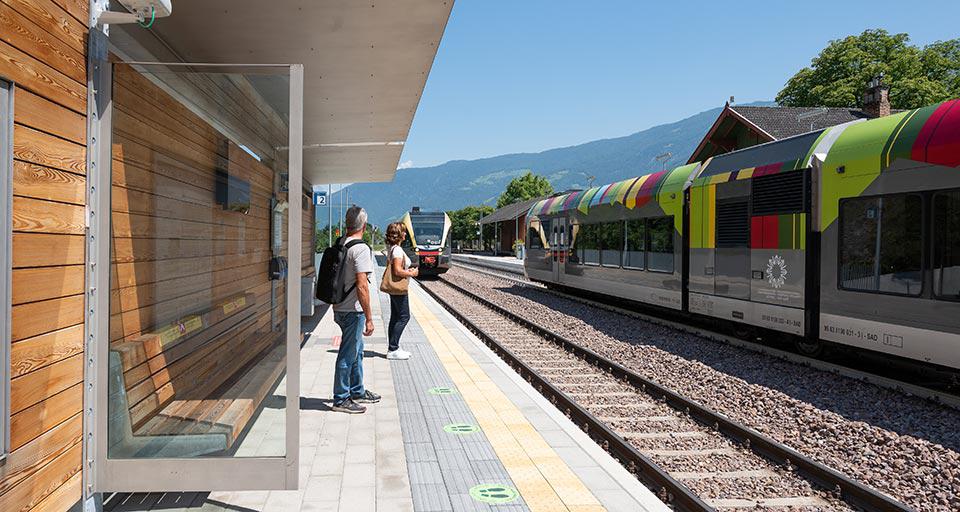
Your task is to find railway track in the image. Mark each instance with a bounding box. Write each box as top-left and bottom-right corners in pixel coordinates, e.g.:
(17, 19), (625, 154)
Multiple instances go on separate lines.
(450, 258), (960, 411)
(419, 276), (913, 512)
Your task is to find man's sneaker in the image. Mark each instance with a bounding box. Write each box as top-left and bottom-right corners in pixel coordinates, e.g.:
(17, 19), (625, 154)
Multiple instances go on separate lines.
(331, 399), (366, 414)
(352, 390), (381, 404)
(386, 349), (411, 360)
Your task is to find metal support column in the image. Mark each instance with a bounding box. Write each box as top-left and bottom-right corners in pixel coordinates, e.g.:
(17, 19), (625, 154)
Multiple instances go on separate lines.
(83, 21), (112, 512)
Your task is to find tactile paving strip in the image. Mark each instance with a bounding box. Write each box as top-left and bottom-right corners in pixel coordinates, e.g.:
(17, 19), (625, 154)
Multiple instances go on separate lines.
(393, 286), (607, 512)
(379, 290), (528, 512)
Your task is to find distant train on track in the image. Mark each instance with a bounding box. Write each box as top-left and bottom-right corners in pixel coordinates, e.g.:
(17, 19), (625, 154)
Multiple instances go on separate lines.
(400, 207), (452, 276)
(525, 99), (960, 371)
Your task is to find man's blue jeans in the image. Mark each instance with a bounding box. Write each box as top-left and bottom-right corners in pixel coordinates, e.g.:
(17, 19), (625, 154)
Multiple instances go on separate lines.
(333, 311), (365, 404)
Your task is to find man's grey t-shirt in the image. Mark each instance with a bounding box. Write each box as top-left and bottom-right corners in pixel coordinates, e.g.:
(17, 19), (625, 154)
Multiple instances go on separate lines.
(333, 236), (374, 313)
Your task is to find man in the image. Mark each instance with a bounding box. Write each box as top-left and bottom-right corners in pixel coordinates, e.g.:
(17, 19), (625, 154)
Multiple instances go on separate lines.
(332, 205), (381, 414)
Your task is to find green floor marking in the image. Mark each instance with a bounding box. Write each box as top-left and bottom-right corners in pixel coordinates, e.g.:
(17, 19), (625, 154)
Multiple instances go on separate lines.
(443, 423), (480, 434)
(469, 484), (519, 504)
(428, 386), (457, 395)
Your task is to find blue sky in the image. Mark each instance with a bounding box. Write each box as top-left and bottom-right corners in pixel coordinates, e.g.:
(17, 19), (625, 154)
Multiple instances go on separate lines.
(398, 0), (959, 169)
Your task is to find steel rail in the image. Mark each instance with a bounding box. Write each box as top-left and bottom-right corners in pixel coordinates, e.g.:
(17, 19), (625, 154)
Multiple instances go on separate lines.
(450, 259), (960, 411)
(418, 282), (712, 512)
(424, 275), (915, 512)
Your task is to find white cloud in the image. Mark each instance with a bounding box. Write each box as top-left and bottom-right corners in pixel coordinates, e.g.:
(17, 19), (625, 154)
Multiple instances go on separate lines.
(397, 160), (414, 169)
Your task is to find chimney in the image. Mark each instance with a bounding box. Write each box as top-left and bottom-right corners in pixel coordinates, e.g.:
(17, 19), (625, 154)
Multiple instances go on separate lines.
(862, 74), (890, 118)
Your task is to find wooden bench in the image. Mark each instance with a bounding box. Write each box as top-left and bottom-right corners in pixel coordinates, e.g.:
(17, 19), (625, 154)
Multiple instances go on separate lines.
(107, 292), (286, 458)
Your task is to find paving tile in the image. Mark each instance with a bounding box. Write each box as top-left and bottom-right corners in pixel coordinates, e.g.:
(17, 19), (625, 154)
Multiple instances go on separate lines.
(338, 490), (375, 512)
(344, 443), (376, 464)
(304, 475), (342, 502)
(376, 471), (413, 499)
(341, 463), (377, 488)
(300, 501), (339, 512)
(262, 490), (304, 512)
(377, 497), (415, 512)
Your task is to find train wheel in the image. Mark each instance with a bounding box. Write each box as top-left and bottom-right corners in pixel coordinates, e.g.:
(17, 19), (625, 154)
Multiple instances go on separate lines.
(795, 337), (823, 358)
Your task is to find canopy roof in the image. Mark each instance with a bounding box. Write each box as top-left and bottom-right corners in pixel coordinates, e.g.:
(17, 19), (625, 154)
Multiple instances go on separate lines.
(111, 0), (453, 185)
(479, 197), (545, 225)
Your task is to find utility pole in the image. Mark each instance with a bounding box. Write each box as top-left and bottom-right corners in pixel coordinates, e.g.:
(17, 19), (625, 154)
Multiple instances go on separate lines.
(656, 152), (672, 171)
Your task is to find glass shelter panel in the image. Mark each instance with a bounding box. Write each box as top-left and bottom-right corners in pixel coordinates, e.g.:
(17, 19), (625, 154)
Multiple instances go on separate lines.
(107, 63), (293, 462)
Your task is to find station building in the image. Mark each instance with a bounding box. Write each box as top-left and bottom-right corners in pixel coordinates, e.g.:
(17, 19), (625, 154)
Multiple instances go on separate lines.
(477, 196), (544, 255)
(689, 81), (894, 161)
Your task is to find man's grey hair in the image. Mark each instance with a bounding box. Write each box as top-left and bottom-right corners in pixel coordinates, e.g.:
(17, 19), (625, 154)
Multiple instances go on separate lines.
(345, 205), (367, 233)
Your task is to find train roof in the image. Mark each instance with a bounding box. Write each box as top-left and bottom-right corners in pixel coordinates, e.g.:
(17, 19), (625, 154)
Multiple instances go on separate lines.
(698, 129), (826, 178)
(528, 98), (960, 220)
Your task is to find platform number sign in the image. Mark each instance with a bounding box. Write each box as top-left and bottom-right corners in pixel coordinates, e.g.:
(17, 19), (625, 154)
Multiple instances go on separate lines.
(314, 191), (327, 206)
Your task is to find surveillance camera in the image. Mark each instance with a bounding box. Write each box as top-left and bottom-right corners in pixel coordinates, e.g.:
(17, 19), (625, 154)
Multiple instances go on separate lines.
(96, 0), (172, 26)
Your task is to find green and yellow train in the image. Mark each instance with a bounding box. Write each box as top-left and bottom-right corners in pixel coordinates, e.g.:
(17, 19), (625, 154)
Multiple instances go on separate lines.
(525, 98), (960, 370)
(400, 207), (453, 276)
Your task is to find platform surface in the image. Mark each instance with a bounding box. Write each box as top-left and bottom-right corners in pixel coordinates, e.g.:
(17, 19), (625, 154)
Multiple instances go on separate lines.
(104, 272), (666, 512)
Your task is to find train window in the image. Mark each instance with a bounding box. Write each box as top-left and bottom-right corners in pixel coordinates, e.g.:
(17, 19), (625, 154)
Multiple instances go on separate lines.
(647, 216), (675, 273)
(579, 223), (600, 265)
(600, 222), (623, 267)
(528, 220), (544, 250)
(839, 194), (923, 296)
(568, 224), (580, 264)
(933, 191), (960, 300)
(624, 219), (645, 269)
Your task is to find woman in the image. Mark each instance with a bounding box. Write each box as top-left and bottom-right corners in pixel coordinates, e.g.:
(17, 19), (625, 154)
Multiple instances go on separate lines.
(384, 221), (418, 360)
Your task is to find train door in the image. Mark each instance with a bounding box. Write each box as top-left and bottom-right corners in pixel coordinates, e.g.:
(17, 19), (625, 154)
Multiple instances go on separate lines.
(553, 218), (568, 282)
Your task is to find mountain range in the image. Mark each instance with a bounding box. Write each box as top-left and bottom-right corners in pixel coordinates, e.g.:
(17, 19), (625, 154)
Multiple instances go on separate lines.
(326, 102), (770, 228)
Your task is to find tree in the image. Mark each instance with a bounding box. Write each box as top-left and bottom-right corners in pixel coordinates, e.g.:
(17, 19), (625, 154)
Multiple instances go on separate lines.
(776, 29), (960, 110)
(497, 171), (554, 209)
(316, 223), (383, 252)
(447, 205), (494, 248)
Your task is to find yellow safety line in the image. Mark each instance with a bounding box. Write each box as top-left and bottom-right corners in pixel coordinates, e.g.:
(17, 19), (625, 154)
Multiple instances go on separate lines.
(409, 292), (607, 512)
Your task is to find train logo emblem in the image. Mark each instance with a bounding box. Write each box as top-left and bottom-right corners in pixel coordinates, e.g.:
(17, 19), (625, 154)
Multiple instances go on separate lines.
(766, 255), (788, 289)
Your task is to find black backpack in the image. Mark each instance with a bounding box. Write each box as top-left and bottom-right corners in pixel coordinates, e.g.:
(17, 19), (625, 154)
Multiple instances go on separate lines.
(316, 237), (367, 304)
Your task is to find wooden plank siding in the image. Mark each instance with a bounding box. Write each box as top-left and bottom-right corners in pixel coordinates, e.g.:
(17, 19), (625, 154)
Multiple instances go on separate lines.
(302, 188), (315, 273)
(1, 0), (85, 509)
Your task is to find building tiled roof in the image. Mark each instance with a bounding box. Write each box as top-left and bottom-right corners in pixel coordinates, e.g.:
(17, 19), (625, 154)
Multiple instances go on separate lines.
(729, 105), (876, 140)
(478, 196), (546, 225)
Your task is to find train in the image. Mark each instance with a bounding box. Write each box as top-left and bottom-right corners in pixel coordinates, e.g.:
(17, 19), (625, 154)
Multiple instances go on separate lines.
(399, 207), (453, 276)
(525, 98), (960, 371)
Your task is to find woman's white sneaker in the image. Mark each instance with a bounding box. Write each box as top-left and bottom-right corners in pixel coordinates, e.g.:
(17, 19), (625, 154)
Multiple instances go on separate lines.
(386, 349), (411, 360)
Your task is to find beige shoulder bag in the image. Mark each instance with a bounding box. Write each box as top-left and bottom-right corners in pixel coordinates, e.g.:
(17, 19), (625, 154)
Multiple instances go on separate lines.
(380, 247), (409, 295)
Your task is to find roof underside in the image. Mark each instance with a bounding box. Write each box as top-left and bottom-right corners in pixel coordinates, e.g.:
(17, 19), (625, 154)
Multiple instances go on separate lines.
(110, 0), (453, 185)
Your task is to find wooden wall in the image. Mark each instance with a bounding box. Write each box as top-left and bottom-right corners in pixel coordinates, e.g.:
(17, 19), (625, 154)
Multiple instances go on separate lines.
(1, 0), (88, 510)
(0, 7), (312, 507)
(302, 188), (315, 273)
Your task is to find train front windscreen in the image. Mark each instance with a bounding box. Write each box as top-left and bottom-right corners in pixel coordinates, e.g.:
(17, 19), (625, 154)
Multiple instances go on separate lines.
(413, 216), (445, 246)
